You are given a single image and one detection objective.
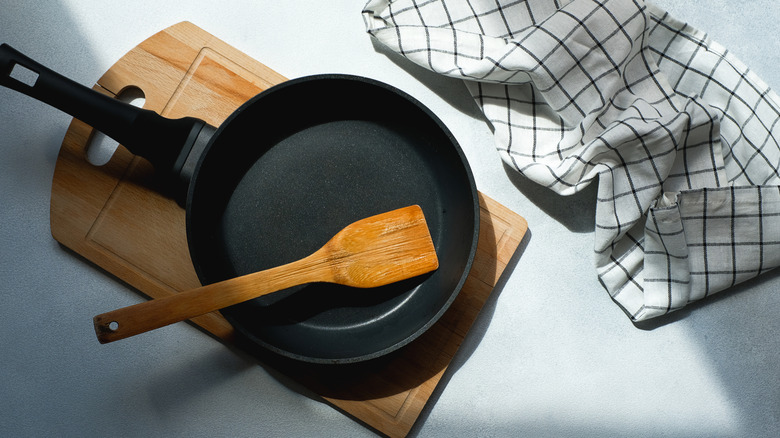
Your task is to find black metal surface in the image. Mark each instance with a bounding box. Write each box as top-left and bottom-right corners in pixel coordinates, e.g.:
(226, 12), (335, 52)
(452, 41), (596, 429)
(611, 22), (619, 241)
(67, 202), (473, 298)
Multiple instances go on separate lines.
(0, 46), (479, 363)
(187, 75), (479, 363)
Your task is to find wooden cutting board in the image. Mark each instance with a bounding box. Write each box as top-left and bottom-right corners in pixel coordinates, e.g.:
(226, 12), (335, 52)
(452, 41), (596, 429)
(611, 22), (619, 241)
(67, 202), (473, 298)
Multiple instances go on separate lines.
(50, 22), (528, 437)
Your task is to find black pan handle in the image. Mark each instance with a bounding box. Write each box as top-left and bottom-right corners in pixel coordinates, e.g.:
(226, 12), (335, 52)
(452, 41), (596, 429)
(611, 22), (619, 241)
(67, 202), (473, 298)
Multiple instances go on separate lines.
(0, 43), (207, 184)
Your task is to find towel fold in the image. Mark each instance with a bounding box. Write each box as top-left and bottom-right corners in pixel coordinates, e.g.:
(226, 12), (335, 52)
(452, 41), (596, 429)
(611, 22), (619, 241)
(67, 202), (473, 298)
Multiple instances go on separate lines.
(363, 0), (780, 321)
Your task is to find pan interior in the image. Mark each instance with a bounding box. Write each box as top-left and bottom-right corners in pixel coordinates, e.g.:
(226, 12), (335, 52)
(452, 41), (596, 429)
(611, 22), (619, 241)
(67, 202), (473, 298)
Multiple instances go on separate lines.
(187, 76), (477, 363)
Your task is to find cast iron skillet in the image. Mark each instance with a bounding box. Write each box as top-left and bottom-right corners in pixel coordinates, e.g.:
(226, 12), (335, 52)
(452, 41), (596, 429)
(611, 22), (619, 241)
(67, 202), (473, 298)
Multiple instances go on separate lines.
(0, 44), (479, 363)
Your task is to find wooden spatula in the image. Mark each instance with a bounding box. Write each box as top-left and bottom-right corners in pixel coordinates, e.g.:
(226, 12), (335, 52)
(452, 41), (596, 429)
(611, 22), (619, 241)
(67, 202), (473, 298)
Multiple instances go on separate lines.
(93, 205), (438, 344)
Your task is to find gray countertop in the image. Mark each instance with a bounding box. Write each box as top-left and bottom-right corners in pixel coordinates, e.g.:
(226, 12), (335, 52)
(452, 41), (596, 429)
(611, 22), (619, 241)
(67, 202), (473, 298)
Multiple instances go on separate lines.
(1, 1), (778, 437)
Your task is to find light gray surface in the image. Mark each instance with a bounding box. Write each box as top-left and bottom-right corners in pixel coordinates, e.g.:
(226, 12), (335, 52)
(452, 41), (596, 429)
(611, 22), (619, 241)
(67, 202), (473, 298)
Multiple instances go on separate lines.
(0, 1), (777, 437)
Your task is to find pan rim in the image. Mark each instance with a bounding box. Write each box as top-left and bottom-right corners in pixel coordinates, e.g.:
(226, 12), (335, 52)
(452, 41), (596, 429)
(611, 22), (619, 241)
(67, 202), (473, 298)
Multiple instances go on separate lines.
(186, 74), (480, 364)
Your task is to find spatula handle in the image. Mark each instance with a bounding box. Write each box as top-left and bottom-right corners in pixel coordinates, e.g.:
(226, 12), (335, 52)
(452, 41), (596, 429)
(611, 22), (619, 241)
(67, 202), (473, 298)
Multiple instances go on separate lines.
(93, 255), (326, 343)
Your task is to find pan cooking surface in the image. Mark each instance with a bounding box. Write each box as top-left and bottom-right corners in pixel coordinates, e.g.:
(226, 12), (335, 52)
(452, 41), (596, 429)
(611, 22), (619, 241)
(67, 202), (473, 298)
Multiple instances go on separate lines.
(186, 76), (477, 363)
(221, 120), (440, 324)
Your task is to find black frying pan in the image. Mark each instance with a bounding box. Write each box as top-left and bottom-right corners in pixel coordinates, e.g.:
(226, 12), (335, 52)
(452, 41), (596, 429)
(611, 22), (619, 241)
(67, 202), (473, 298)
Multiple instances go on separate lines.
(0, 44), (479, 363)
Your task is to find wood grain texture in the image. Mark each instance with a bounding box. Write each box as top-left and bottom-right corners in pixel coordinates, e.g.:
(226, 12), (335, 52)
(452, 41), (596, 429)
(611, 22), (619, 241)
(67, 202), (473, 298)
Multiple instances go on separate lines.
(93, 206), (438, 343)
(49, 22), (528, 437)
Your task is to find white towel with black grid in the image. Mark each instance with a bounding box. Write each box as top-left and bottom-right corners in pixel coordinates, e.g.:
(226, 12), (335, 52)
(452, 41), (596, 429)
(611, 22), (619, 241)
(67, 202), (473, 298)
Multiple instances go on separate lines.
(362, 0), (780, 321)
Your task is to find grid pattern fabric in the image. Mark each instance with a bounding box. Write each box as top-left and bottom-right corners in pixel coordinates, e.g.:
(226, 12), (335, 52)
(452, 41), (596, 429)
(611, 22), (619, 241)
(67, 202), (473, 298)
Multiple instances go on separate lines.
(363, 0), (780, 321)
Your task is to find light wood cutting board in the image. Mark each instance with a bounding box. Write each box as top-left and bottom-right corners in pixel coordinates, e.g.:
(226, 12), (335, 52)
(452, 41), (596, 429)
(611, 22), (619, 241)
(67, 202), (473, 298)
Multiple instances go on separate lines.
(49, 22), (528, 437)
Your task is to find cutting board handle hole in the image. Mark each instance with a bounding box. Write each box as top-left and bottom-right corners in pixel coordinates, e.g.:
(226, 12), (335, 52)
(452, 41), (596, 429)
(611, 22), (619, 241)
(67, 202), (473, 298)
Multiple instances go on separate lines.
(85, 86), (146, 166)
(108, 321), (119, 331)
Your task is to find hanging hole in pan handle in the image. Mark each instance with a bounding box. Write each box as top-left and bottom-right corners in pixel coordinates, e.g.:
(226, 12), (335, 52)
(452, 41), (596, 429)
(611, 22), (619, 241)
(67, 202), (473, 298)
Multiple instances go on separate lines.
(8, 62), (39, 87)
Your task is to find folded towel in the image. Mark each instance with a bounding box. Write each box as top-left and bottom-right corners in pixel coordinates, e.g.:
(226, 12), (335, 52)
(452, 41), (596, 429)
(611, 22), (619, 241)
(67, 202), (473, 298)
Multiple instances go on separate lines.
(363, 0), (780, 321)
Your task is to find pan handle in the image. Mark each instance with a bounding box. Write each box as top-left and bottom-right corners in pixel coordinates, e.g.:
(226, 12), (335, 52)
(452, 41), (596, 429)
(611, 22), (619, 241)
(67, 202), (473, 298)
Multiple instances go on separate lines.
(0, 43), (207, 184)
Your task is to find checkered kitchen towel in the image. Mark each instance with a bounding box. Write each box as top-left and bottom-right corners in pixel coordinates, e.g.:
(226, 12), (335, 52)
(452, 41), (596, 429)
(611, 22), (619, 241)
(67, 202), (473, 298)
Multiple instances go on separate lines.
(363, 0), (780, 321)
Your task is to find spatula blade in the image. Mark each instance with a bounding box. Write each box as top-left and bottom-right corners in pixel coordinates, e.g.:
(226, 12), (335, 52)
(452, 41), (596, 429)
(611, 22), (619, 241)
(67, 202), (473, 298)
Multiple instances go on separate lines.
(326, 205), (439, 288)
